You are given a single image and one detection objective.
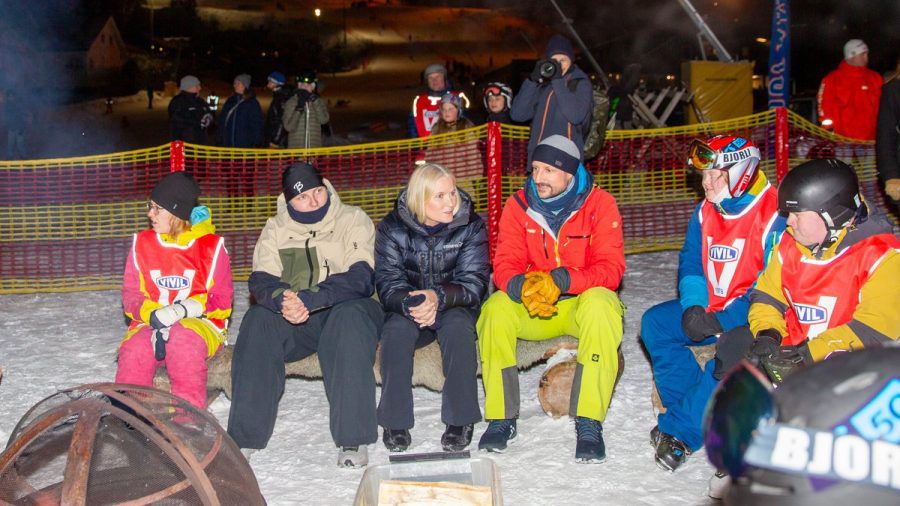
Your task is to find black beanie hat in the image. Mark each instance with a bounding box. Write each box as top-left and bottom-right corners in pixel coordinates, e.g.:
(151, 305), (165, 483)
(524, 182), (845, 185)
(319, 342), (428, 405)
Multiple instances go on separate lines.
(545, 34), (574, 60)
(151, 171), (200, 221)
(282, 162), (324, 201)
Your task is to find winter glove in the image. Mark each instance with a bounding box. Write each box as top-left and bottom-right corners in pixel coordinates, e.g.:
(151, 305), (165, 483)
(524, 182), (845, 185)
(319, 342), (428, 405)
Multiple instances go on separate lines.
(681, 305), (724, 342)
(200, 112), (213, 129)
(295, 89), (312, 109)
(152, 328), (170, 361)
(530, 60), (546, 83)
(149, 299), (203, 329)
(524, 297), (558, 318)
(885, 178), (900, 201)
(401, 293), (427, 318)
(760, 344), (809, 385)
(522, 271), (561, 306)
(747, 329), (782, 365)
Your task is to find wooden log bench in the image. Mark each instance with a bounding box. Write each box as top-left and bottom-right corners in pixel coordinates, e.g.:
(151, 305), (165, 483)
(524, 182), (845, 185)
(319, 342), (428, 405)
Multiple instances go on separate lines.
(154, 337), (625, 413)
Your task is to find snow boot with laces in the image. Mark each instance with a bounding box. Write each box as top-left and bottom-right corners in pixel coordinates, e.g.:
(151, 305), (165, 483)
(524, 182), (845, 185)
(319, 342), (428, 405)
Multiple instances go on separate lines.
(574, 416), (606, 463)
(477, 419), (517, 453)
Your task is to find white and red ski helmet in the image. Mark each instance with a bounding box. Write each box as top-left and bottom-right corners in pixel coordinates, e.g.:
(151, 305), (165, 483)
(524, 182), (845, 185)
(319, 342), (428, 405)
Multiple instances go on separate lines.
(688, 135), (761, 198)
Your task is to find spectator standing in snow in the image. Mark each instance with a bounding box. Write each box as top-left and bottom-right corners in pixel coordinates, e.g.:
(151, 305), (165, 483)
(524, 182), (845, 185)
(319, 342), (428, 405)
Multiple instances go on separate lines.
(640, 136), (785, 477)
(218, 73), (264, 148)
(476, 135), (625, 463)
(116, 171), (233, 410)
(481, 81), (514, 125)
(265, 71), (293, 148)
(375, 163), (488, 454)
(168, 75), (213, 145)
(283, 70), (329, 150)
(817, 39), (882, 140)
(408, 62), (468, 138)
(511, 34), (592, 166)
(876, 57), (900, 208)
(227, 162), (383, 468)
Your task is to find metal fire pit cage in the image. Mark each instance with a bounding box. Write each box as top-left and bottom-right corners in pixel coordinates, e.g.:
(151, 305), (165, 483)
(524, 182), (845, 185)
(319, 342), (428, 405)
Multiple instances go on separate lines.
(0, 383), (264, 505)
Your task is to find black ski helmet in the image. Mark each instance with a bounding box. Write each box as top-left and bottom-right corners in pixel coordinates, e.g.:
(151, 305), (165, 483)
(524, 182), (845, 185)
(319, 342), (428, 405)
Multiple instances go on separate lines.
(778, 159), (862, 234)
(724, 348), (900, 505)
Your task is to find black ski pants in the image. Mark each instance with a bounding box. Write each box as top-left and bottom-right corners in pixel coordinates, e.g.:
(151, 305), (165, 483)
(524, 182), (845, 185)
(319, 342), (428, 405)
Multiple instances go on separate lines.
(376, 307), (482, 430)
(227, 298), (383, 449)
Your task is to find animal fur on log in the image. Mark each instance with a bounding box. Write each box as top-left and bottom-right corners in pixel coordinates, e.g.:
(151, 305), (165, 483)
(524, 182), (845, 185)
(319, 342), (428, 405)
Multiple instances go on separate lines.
(155, 335), (586, 401)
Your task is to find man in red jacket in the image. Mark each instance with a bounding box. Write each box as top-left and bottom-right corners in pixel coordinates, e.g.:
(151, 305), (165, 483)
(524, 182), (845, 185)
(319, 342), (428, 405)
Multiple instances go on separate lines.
(817, 39), (882, 140)
(476, 135), (625, 463)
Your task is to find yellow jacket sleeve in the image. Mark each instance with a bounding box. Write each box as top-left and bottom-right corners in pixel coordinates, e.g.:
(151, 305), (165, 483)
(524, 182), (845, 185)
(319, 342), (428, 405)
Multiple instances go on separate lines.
(807, 250), (900, 360)
(748, 248), (789, 339)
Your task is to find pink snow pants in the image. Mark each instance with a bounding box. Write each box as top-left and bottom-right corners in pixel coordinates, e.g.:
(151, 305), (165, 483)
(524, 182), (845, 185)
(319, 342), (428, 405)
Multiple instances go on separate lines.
(116, 323), (213, 409)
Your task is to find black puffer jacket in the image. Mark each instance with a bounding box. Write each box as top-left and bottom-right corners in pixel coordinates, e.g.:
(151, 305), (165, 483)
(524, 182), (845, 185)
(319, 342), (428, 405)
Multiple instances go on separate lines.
(375, 188), (490, 316)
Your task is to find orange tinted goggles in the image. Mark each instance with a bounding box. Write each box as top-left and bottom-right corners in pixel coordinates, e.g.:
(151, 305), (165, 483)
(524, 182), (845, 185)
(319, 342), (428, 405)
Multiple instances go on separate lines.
(687, 139), (718, 170)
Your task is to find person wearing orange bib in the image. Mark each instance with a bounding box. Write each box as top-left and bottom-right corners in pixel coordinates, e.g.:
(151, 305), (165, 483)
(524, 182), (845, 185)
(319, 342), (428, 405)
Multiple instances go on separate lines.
(641, 136), (786, 473)
(117, 171), (233, 410)
(748, 159), (900, 381)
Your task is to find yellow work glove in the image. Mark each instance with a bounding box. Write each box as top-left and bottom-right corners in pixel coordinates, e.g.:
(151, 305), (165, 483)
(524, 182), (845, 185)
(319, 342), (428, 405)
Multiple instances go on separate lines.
(523, 271), (561, 306)
(886, 178), (900, 201)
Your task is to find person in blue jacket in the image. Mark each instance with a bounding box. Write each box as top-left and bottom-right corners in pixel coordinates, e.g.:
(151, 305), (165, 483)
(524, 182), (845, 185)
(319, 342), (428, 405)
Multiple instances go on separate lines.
(218, 73), (264, 148)
(640, 135), (786, 473)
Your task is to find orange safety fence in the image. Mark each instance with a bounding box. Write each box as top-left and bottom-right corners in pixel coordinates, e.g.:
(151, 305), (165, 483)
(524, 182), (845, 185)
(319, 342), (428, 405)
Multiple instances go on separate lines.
(0, 108), (893, 294)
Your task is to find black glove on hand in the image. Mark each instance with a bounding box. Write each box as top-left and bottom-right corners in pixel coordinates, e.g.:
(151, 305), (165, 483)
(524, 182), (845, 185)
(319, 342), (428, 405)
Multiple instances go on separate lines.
(401, 293), (427, 318)
(748, 329), (782, 364)
(153, 328), (170, 361)
(760, 344), (808, 384)
(681, 305), (724, 342)
(295, 89), (312, 109)
(530, 61), (548, 84)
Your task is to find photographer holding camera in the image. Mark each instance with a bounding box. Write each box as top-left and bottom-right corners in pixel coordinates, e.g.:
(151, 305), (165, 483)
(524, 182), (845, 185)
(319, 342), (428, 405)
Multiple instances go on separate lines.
(284, 70), (330, 150)
(511, 34), (593, 166)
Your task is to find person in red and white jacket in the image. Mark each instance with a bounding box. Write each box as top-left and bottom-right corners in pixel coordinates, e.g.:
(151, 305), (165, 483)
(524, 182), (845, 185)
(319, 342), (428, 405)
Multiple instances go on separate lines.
(117, 171), (233, 409)
(817, 39), (882, 140)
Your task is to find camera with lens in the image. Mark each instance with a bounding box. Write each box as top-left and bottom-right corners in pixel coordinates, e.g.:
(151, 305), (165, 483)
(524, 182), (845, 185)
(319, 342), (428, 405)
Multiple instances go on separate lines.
(531, 59), (561, 84)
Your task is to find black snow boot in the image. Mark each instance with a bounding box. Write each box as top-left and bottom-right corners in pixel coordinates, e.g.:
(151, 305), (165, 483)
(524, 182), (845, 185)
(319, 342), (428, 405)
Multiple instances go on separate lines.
(574, 417), (606, 463)
(654, 432), (692, 471)
(382, 428), (411, 452)
(477, 419), (517, 453)
(441, 423), (474, 452)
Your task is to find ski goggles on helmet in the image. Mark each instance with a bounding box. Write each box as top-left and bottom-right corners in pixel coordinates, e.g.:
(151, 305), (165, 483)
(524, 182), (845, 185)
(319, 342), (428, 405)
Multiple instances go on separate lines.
(483, 85), (504, 97)
(687, 139), (720, 171)
(703, 360), (777, 478)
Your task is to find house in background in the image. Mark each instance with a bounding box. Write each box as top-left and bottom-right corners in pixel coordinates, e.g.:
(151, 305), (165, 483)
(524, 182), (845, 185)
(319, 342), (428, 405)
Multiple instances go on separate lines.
(46, 15), (128, 89)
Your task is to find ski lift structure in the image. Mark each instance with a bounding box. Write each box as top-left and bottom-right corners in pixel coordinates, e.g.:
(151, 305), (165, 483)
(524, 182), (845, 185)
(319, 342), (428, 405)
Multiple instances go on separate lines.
(549, 0), (737, 129)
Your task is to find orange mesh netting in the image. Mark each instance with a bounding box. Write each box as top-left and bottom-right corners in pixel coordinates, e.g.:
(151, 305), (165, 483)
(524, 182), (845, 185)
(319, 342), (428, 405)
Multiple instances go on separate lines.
(0, 110), (893, 293)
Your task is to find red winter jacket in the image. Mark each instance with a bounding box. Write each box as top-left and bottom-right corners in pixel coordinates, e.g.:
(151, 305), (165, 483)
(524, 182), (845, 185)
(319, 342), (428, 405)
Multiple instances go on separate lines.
(817, 61), (882, 140)
(493, 186), (625, 295)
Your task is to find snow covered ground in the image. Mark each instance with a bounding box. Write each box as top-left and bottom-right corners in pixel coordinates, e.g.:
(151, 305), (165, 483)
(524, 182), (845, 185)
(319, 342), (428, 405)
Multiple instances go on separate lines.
(0, 250), (720, 505)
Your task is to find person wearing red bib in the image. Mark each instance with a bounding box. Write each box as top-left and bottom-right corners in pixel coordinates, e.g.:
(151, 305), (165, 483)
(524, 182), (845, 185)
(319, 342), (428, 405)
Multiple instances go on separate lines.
(641, 136), (786, 473)
(748, 159), (900, 379)
(117, 171), (233, 410)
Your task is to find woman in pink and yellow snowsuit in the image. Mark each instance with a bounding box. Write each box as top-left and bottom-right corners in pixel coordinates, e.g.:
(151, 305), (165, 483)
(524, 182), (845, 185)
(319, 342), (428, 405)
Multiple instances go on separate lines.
(116, 171), (233, 409)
